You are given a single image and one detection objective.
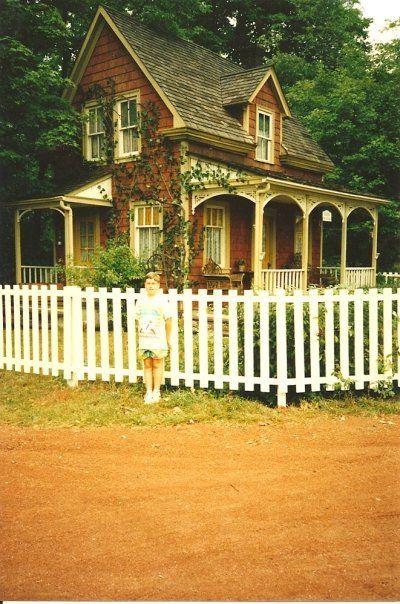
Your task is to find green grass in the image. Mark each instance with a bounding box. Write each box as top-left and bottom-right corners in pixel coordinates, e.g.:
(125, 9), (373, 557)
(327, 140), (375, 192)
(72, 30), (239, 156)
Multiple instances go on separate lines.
(0, 370), (399, 428)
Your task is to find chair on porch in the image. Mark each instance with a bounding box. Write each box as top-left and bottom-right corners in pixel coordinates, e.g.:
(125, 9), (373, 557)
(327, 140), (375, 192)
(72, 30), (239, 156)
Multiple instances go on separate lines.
(202, 257), (244, 292)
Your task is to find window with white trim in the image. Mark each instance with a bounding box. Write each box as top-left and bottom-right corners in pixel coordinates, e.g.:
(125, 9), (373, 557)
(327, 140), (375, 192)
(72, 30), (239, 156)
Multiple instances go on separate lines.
(87, 105), (105, 160)
(79, 219), (96, 262)
(205, 206), (225, 266)
(117, 97), (139, 157)
(134, 205), (161, 260)
(256, 109), (273, 162)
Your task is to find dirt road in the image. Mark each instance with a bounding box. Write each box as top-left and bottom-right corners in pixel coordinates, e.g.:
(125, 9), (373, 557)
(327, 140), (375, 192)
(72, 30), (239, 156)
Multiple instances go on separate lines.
(1, 416), (399, 601)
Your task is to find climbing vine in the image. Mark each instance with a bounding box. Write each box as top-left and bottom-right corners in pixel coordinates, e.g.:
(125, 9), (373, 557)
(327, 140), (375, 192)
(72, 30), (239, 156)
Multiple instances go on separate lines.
(80, 80), (243, 290)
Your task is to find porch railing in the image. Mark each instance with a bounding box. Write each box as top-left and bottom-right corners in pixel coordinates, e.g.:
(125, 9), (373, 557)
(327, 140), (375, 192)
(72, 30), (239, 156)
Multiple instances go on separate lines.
(319, 266), (376, 288)
(261, 269), (303, 292)
(21, 265), (59, 284)
(345, 267), (375, 288)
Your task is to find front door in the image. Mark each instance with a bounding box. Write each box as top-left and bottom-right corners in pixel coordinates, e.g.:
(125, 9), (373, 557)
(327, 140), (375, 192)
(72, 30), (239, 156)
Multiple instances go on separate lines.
(262, 210), (276, 269)
(73, 212), (100, 264)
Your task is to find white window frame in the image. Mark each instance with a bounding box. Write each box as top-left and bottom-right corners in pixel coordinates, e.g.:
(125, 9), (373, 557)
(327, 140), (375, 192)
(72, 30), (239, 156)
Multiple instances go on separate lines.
(116, 93), (140, 159)
(132, 204), (162, 260)
(256, 108), (274, 164)
(85, 103), (106, 161)
(204, 205), (226, 267)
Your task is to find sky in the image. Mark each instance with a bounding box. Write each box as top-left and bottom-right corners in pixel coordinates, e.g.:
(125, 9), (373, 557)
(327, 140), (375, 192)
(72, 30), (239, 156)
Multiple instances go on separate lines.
(357, 0), (400, 42)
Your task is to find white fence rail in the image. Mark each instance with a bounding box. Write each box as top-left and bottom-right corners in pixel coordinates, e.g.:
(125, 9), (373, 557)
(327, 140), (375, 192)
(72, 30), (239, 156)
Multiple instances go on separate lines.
(0, 285), (399, 405)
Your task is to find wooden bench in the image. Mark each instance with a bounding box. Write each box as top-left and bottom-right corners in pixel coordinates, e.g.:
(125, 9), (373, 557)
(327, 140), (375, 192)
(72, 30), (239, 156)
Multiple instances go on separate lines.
(202, 258), (244, 292)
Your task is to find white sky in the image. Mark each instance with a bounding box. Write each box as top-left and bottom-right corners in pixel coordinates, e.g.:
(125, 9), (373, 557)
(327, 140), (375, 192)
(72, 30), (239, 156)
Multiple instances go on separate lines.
(357, 0), (400, 42)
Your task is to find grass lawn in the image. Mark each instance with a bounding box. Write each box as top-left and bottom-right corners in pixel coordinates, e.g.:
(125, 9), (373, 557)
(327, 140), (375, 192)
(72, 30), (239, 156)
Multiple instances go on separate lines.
(0, 370), (399, 427)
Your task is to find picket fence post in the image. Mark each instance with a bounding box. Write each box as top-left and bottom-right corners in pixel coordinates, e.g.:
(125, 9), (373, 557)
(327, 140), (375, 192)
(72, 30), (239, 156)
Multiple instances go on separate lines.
(63, 286), (82, 387)
(275, 289), (287, 406)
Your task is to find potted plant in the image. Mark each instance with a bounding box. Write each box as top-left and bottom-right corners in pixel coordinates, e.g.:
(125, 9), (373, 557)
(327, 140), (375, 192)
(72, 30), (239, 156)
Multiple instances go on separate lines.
(235, 258), (246, 272)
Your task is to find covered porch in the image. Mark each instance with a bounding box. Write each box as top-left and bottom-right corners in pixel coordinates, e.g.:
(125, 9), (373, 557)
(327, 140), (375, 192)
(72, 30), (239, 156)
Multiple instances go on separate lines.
(7, 172), (113, 286)
(192, 172), (387, 292)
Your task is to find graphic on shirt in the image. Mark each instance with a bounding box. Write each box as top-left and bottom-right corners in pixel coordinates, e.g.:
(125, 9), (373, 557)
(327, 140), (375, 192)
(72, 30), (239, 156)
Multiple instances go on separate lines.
(135, 294), (172, 351)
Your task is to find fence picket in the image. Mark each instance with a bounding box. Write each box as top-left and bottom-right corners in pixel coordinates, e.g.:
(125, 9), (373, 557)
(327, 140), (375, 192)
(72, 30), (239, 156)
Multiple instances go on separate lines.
(276, 289), (288, 405)
(383, 288), (393, 380)
(309, 289), (320, 391)
(112, 288), (124, 382)
(12, 285), (21, 372)
(126, 288), (137, 383)
(324, 289), (335, 390)
(243, 290), (255, 391)
(168, 289), (180, 386)
(368, 288), (379, 387)
(228, 290), (239, 391)
(22, 285), (31, 373)
(183, 289), (194, 388)
(40, 286), (49, 375)
(85, 287), (97, 380)
(31, 285), (40, 374)
(62, 286), (72, 380)
(354, 289), (365, 389)
(198, 289), (209, 388)
(397, 288), (400, 386)
(213, 290), (224, 389)
(4, 286), (13, 370)
(50, 285), (59, 377)
(339, 289), (350, 388)
(0, 286), (3, 369)
(259, 290), (270, 393)
(293, 289), (305, 392)
(98, 288), (110, 382)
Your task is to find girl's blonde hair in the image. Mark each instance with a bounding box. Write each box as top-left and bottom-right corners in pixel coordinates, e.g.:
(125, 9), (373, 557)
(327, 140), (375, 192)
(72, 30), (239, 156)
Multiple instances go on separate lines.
(145, 271), (160, 283)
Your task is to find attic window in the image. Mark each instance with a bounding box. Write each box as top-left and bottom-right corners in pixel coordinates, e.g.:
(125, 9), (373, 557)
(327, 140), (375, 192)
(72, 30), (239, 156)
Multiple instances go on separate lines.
(256, 109), (273, 163)
(87, 106), (105, 160)
(117, 97), (139, 157)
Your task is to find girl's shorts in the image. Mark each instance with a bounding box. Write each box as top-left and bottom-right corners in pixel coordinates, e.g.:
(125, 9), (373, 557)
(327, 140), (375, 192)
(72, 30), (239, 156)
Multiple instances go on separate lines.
(139, 349), (168, 360)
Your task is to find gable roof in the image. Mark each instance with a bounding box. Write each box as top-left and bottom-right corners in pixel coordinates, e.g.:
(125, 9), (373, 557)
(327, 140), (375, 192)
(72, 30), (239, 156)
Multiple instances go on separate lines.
(65, 5), (333, 170)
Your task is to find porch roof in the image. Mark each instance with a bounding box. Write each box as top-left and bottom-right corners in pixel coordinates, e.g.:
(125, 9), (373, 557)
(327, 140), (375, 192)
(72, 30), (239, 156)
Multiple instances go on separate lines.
(5, 168), (113, 210)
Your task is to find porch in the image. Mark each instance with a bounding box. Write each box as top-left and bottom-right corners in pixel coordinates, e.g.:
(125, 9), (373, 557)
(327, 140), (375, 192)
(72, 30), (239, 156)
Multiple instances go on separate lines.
(191, 169), (386, 292)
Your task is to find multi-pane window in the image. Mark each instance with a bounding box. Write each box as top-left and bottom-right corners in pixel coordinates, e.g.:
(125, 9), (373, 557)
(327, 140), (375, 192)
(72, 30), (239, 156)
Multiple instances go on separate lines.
(80, 220), (95, 262)
(256, 110), (272, 162)
(88, 106), (105, 160)
(135, 205), (161, 259)
(205, 207), (225, 266)
(119, 98), (139, 156)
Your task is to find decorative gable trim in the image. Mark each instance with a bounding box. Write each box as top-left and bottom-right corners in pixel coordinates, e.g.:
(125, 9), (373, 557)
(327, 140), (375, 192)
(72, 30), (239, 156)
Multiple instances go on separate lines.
(63, 7), (185, 128)
(249, 69), (291, 117)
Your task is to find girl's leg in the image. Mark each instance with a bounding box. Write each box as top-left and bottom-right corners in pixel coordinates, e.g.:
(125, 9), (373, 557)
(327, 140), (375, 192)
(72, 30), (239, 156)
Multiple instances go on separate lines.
(152, 358), (164, 391)
(143, 357), (154, 392)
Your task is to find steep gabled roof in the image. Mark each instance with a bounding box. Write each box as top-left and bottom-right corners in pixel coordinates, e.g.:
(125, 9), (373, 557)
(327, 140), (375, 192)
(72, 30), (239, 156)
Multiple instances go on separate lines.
(65, 5), (333, 170)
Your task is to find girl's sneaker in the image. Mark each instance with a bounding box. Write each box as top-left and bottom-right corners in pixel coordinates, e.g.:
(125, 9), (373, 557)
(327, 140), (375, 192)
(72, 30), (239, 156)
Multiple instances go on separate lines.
(144, 391), (153, 404)
(152, 389), (161, 403)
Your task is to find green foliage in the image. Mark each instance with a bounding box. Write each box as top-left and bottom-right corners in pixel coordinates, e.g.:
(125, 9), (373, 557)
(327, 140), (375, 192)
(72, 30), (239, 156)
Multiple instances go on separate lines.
(64, 238), (148, 290)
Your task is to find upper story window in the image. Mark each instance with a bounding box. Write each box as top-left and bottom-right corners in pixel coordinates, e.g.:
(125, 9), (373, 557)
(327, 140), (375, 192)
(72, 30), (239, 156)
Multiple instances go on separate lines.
(117, 96), (139, 158)
(204, 206), (225, 266)
(133, 204), (161, 260)
(87, 105), (105, 160)
(256, 109), (273, 163)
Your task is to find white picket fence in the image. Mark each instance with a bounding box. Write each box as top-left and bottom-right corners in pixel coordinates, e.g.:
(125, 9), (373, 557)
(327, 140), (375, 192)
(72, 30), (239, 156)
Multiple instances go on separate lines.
(0, 285), (399, 406)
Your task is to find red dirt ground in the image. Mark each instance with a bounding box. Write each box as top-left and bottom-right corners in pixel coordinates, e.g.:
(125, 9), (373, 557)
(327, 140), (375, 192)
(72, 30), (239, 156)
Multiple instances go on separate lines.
(0, 416), (399, 601)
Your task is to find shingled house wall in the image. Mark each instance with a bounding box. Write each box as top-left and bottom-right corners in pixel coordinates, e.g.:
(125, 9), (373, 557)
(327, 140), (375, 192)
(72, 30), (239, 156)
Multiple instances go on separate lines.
(72, 20), (325, 286)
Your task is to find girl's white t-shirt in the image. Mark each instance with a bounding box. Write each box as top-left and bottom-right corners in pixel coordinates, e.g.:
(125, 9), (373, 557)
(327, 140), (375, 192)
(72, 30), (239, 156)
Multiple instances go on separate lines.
(135, 292), (172, 350)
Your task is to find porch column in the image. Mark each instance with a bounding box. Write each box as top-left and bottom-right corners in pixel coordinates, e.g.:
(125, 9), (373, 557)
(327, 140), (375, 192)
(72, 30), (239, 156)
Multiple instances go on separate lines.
(340, 208), (348, 285)
(253, 192), (265, 289)
(62, 202), (74, 266)
(301, 201), (309, 291)
(14, 209), (22, 284)
(371, 208), (378, 284)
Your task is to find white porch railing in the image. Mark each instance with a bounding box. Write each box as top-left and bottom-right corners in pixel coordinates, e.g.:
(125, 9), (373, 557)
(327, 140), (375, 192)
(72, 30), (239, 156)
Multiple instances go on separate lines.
(345, 267), (375, 288)
(21, 265), (59, 284)
(319, 266), (340, 282)
(261, 269), (303, 293)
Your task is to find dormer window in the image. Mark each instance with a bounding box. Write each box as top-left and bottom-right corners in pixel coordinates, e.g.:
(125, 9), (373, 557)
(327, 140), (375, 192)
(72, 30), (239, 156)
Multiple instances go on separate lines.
(117, 95), (139, 157)
(256, 109), (273, 163)
(87, 105), (105, 160)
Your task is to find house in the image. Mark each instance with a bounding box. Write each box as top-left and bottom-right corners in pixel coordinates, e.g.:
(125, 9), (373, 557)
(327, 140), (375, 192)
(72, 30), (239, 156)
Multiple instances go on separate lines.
(7, 5), (389, 291)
